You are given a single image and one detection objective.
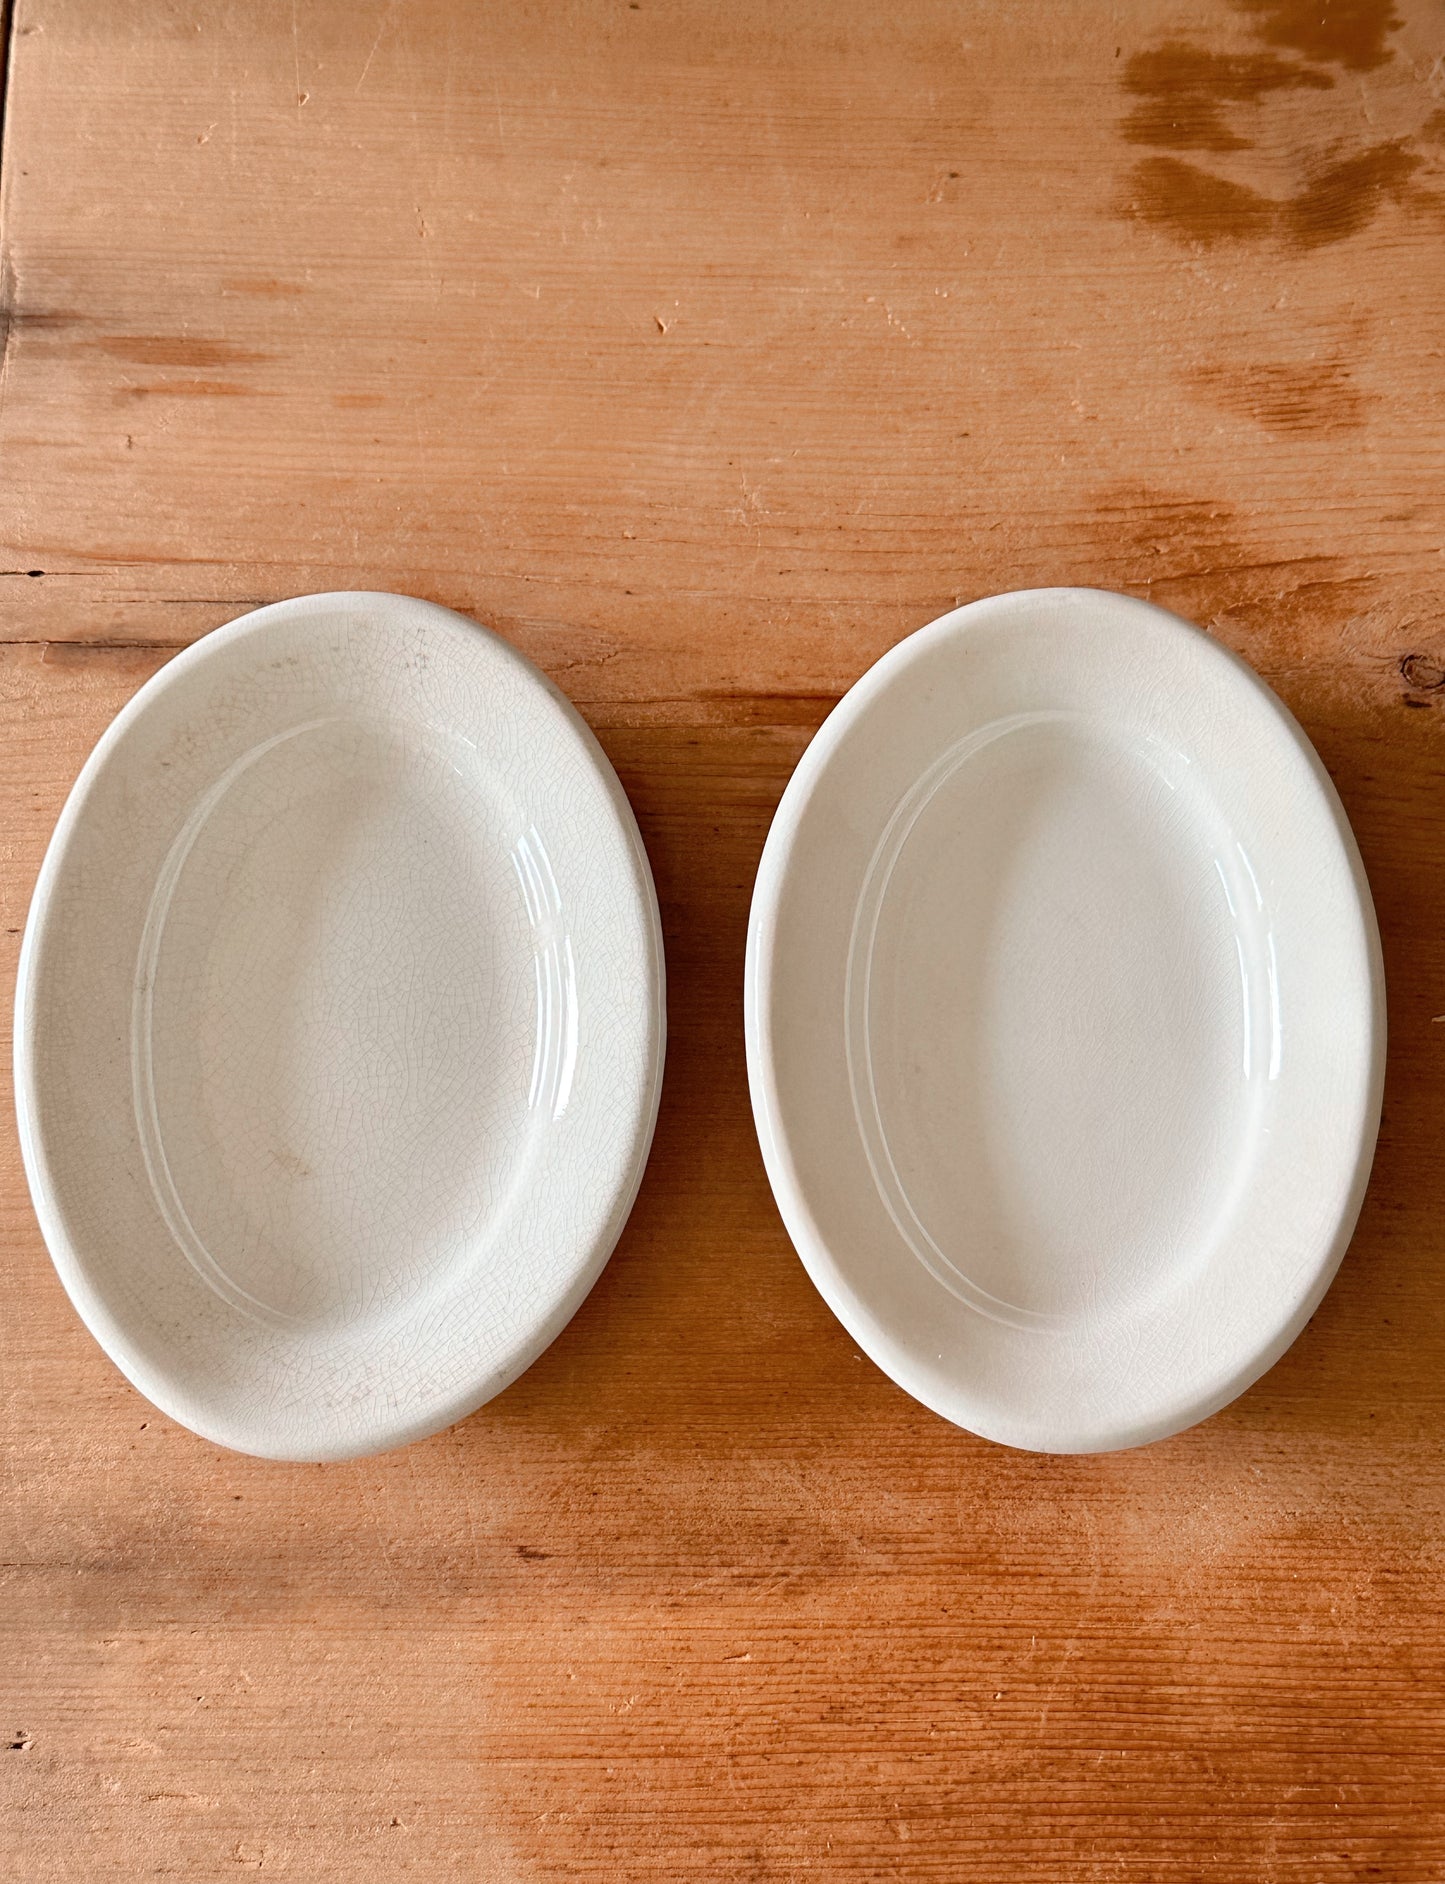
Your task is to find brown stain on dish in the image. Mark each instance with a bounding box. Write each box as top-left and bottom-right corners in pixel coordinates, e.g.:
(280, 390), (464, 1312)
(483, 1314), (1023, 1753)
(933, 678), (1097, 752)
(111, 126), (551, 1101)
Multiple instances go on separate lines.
(1121, 43), (1332, 152)
(1190, 358), (1368, 433)
(1231, 0), (1402, 71)
(97, 335), (271, 368)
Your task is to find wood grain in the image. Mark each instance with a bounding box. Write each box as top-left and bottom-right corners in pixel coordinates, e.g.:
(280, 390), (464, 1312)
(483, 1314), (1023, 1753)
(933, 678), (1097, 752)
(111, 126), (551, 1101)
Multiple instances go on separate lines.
(2, 1), (1444, 1877)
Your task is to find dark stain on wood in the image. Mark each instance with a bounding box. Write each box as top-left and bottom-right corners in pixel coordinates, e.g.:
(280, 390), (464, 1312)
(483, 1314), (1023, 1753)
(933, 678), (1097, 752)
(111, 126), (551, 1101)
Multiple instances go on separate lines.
(1285, 141), (1426, 248)
(96, 335), (271, 368)
(333, 391), (386, 408)
(1190, 358), (1368, 433)
(114, 380), (272, 399)
(1231, 0), (1401, 72)
(1126, 156), (1277, 242)
(0, 307), (81, 333)
(1121, 42), (1332, 153)
(1118, 0), (1436, 249)
(0, 303), (83, 377)
(1126, 140), (1433, 249)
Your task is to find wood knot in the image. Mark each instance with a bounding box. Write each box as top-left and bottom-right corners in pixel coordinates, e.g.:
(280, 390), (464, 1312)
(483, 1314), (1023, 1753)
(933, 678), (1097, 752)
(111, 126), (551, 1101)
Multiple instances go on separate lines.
(1400, 652), (1445, 692)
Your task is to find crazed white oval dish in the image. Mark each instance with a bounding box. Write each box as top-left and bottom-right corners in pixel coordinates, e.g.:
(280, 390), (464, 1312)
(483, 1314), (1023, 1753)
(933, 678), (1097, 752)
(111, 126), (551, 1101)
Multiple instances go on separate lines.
(16, 593), (665, 1460)
(746, 589), (1384, 1452)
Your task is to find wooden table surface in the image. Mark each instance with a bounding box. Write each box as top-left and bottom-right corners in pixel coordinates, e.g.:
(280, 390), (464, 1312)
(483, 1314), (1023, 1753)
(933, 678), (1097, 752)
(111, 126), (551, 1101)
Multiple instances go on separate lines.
(2, 1), (1444, 1877)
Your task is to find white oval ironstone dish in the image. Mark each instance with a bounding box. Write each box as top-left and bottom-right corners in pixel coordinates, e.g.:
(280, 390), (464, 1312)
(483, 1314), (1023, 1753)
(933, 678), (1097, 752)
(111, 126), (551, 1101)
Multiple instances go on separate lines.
(16, 593), (665, 1460)
(746, 588), (1384, 1452)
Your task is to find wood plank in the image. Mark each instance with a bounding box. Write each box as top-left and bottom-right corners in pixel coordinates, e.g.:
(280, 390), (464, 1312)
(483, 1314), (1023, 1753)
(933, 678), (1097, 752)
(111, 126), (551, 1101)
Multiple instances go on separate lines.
(2, 0), (1444, 1878)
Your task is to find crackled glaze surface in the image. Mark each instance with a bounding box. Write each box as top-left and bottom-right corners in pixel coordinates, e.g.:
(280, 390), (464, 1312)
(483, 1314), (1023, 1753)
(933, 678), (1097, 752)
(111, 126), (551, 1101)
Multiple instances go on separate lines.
(15, 593), (665, 1459)
(747, 589), (1385, 1452)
